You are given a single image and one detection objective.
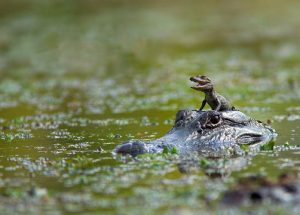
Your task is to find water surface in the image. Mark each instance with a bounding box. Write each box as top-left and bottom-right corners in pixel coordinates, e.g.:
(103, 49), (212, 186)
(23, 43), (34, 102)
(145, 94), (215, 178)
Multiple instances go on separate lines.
(0, 0), (300, 214)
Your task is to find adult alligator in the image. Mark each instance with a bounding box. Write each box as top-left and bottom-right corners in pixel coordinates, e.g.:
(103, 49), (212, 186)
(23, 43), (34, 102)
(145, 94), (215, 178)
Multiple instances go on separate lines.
(114, 109), (277, 157)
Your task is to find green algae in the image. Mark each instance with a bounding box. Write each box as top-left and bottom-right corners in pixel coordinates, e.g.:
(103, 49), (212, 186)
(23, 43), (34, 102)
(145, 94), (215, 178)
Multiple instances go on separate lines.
(260, 140), (275, 151)
(162, 146), (178, 155)
(0, 0), (300, 214)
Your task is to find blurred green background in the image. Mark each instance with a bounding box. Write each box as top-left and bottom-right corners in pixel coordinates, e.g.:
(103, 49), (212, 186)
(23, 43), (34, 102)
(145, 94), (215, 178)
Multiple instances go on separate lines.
(0, 0), (299, 214)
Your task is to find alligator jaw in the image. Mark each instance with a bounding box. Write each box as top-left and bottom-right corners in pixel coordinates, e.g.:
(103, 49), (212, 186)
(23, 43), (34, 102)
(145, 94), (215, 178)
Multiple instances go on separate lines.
(237, 133), (264, 145)
(190, 76), (211, 91)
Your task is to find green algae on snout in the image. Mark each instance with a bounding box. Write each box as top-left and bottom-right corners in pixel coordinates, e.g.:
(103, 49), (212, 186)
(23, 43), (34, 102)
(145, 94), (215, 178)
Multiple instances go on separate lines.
(240, 144), (250, 152)
(162, 146), (178, 155)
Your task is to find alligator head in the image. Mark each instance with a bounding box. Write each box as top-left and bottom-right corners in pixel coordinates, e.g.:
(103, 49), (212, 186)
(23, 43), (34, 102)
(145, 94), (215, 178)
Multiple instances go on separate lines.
(113, 110), (277, 157)
(190, 75), (214, 92)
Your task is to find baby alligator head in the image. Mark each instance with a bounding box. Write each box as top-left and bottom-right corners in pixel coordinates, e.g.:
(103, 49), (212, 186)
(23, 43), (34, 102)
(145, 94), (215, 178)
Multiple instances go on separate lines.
(190, 75), (214, 92)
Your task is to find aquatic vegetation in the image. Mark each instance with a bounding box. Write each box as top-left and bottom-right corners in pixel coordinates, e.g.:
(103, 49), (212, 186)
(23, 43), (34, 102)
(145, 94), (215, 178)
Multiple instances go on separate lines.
(260, 140), (275, 151)
(0, 0), (299, 214)
(162, 146), (178, 155)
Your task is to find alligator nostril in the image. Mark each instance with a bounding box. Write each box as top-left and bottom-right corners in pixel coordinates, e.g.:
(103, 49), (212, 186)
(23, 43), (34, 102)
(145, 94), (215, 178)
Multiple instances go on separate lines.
(114, 141), (147, 156)
(115, 143), (132, 154)
(197, 129), (203, 134)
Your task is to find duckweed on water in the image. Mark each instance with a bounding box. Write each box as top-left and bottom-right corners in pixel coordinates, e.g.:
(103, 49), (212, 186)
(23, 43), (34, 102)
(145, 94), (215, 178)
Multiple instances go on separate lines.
(0, 0), (300, 214)
(260, 140), (275, 151)
(162, 146), (178, 155)
(199, 159), (210, 168)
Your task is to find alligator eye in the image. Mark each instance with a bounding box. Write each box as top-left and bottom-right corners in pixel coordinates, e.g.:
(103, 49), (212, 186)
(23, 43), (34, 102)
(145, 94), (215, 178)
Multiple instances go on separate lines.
(210, 114), (220, 124)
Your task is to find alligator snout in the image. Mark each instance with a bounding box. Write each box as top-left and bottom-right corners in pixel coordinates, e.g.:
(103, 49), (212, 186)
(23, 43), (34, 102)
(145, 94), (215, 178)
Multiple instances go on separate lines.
(113, 140), (148, 156)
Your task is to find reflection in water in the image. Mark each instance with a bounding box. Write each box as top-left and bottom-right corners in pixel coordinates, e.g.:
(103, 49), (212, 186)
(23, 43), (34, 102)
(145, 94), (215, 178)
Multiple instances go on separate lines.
(221, 172), (300, 207)
(177, 156), (250, 178)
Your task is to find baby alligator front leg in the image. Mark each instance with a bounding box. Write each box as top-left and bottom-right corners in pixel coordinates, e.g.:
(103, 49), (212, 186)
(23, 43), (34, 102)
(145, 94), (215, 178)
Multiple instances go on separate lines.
(214, 99), (221, 111)
(199, 99), (206, 111)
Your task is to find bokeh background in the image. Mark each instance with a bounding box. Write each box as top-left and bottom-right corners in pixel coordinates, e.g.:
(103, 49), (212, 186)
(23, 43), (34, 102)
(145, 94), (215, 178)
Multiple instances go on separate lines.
(0, 0), (299, 214)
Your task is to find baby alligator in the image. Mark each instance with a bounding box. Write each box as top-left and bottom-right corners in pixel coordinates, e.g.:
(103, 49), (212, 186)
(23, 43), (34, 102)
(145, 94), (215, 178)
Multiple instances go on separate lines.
(190, 75), (235, 111)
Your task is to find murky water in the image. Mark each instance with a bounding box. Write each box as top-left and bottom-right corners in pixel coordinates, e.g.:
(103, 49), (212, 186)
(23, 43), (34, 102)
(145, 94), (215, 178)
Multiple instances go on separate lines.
(0, 0), (300, 214)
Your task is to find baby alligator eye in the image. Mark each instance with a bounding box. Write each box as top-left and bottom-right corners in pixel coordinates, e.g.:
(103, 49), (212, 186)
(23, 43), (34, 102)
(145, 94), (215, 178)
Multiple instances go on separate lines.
(210, 114), (220, 124)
